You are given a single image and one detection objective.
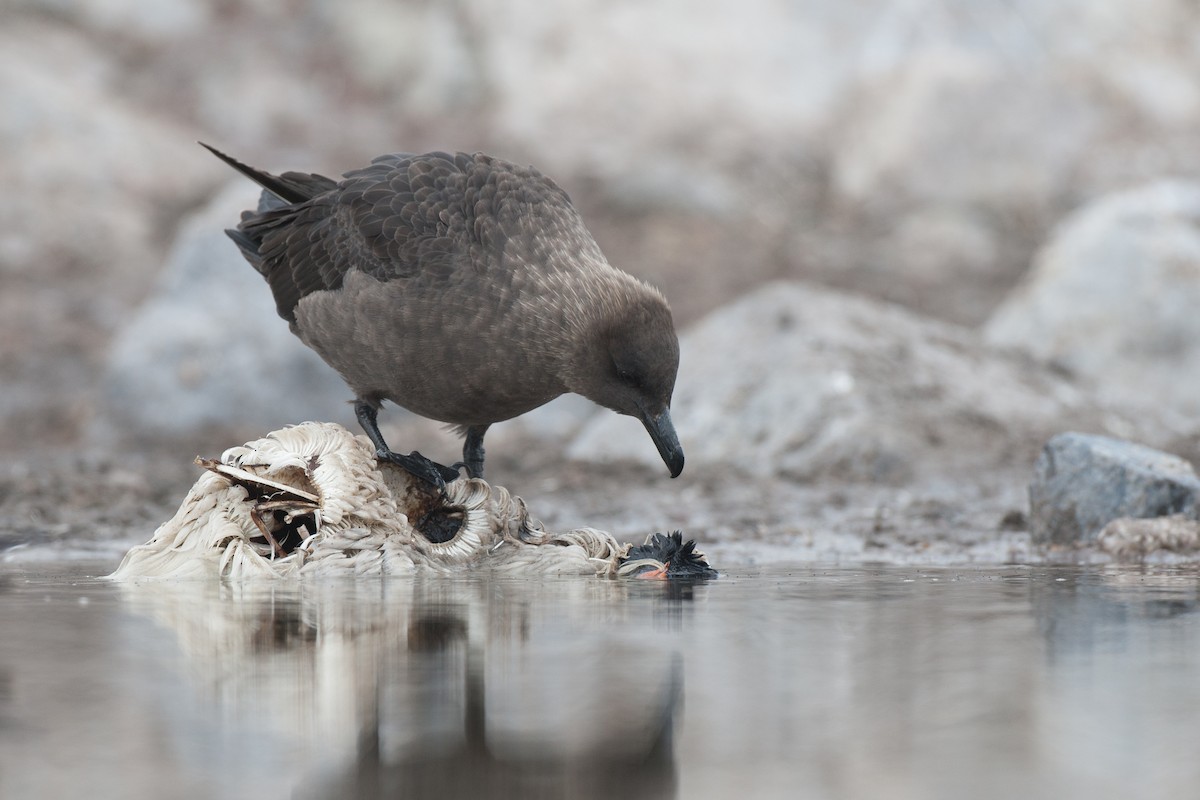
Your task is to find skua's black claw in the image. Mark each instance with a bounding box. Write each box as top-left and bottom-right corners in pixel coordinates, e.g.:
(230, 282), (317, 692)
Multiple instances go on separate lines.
(376, 448), (458, 493)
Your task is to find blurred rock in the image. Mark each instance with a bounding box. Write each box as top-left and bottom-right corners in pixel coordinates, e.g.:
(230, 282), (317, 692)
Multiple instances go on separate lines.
(94, 185), (354, 445)
(0, 20), (221, 449)
(0, 21), (215, 281)
(1029, 433), (1200, 546)
(22, 0), (211, 38)
(321, 0), (485, 115)
(984, 181), (1200, 419)
(470, 0), (859, 177)
(485, 394), (600, 449)
(887, 207), (999, 285)
(570, 281), (1145, 483)
(831, 49), (1097, 211)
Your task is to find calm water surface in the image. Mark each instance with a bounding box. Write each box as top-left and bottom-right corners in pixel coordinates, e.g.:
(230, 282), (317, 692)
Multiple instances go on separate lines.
(2, 562), (1199, 799)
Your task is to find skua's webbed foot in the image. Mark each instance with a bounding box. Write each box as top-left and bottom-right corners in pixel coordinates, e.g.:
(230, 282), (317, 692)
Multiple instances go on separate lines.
(376, 448), (460, 492)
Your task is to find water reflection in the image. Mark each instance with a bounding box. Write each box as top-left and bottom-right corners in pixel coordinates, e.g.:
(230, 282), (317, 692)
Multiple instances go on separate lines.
(7, 565), (1200, 799)
(1026, 566), (1200, 799)
(117, 577), (687, 799)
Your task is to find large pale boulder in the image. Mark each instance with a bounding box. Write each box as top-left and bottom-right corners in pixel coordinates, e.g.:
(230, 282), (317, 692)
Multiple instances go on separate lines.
(984, 181), (1200, 419)
(0, 20), (220, 448)
(95, 185), (354, 443)
(570, 281), (1148, 484)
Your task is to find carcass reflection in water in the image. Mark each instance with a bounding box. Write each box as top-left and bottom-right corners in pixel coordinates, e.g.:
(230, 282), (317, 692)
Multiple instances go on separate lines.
(14, 565), (1200, 799)
(117, 576), (689, 799)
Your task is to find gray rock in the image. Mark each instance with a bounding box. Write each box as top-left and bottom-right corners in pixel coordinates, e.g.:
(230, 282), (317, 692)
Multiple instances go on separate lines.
(570, 281), (1144, 484)
(984, 181), (1200, 421)
(1029, 433), (1200, 546)
(94, 184), (355, 444)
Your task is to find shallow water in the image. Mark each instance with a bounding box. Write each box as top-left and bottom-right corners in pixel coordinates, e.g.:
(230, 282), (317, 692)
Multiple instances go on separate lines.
(2, 562), (1200, 800)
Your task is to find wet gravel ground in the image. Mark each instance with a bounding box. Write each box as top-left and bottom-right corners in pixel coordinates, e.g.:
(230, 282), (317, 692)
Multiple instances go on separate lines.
(0, 450), (195, 556)
(0, 435), (1035, 567)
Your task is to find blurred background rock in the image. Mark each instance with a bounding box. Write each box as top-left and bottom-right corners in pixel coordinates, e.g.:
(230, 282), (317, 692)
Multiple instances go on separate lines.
(4, 0), (1200, 489)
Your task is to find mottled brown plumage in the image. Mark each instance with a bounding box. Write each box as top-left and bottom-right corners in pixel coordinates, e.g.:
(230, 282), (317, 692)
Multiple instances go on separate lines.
(203, 144), (684, 487)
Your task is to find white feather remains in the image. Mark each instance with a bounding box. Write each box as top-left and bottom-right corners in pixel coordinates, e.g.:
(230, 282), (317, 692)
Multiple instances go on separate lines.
(110, 422), (629, 580)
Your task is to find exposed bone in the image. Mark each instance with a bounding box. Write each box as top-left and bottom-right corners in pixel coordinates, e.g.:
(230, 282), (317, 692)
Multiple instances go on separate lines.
(196, 457), (320, 504)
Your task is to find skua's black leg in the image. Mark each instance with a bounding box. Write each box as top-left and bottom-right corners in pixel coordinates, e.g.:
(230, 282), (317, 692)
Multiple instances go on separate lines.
(452, 425), (490, 480)
(354, 400), (459, 490)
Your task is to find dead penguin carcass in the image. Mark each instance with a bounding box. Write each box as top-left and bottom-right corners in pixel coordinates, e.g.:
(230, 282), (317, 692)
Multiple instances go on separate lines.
(109, 422), (712, 580)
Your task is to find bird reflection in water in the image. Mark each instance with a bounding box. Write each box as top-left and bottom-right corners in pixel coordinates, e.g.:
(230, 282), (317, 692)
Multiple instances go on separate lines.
(118, 577), (696, 800)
